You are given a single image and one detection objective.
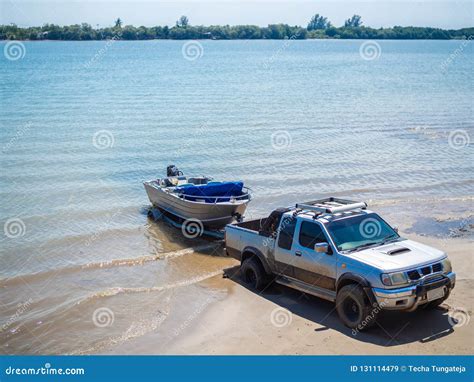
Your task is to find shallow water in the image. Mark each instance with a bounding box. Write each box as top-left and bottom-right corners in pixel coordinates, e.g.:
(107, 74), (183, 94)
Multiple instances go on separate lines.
(0, 40), (473, 354)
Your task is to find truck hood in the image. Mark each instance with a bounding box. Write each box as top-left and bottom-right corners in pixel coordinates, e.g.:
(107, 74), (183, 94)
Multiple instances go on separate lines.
(346, 239), (446, 272)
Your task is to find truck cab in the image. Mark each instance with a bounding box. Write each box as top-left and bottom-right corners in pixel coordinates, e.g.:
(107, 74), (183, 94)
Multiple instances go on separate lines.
(225, 198), (456, 330)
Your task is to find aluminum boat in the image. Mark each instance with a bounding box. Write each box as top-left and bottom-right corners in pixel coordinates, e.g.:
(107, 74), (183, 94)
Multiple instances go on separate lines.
(143, 165), (251, 229)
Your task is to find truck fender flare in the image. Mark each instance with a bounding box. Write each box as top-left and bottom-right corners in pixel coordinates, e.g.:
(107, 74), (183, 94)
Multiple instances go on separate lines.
(337, 272), (377, 306)
(241, 247), (272, 275)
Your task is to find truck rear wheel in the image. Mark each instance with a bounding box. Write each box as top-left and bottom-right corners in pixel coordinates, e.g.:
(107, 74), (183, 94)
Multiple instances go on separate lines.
(336, 285), (376, 330)
(241, 258), (266, 290)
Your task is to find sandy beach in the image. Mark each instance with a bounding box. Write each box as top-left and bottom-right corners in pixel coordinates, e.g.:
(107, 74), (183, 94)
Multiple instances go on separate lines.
(106, 232), (473, 355)
(2, 195), (471, 355)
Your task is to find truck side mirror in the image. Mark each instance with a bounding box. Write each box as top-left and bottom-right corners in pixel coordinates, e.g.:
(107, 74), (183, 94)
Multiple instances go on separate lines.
(314, 242), (329, 253)
(393, 226), (399, 233)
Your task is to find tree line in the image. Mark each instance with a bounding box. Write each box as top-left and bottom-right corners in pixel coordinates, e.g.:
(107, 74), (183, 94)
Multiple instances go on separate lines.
(1, 15), (472, 40)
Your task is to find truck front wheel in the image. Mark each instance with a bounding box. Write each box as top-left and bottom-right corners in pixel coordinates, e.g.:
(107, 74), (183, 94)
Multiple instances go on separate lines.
(241, 258), (266, 290)
(336, 285), (376, 330)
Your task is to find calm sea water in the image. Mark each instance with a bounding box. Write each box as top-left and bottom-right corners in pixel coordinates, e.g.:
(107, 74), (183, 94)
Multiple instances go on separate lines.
(1, 40), (473, 354)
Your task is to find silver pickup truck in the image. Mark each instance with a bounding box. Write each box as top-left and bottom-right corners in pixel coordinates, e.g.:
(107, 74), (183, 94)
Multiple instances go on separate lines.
(225, 198), (456, 330)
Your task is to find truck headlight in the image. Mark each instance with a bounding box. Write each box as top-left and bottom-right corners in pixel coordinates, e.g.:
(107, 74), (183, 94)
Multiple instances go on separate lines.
(381, 272), (408, 286)
(441, 258), (452, 273)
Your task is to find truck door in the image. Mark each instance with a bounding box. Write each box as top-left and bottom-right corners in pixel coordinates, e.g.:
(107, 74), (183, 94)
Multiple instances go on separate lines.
(273, 215), (297, 278)
(292, 221), (337, 291)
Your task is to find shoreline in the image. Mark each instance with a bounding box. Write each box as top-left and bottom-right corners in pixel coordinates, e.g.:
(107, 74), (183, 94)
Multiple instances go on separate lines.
(2, 195), (472, 355)
(1, 37), (472, 42)
(106, 232), (473, 355)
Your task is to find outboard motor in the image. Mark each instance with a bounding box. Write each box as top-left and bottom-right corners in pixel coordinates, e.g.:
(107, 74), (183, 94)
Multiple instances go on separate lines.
(167, 165), (183, 177)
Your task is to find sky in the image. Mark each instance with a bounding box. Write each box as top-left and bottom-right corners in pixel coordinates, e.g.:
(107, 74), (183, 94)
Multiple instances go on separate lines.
(1, 0), (473, 29)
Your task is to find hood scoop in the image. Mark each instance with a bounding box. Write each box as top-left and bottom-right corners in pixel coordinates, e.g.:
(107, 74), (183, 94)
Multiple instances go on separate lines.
(385, 246), (411, 256)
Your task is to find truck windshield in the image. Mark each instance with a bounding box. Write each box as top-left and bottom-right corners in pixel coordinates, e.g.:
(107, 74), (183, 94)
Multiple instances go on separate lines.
(325, 213), (399, 252)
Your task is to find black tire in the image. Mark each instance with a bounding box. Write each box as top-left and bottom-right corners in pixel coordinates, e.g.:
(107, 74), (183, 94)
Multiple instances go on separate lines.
(241, 258), (266, 290)
(336, 285), (377, 330)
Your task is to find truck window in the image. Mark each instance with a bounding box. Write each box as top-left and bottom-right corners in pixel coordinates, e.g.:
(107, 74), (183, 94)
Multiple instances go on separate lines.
(277, 216), (297, 250)
(299, 221), (327, 249)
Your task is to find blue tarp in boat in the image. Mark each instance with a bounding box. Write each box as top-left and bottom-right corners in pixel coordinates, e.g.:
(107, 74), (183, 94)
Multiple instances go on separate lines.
(174, 181), (244, 203)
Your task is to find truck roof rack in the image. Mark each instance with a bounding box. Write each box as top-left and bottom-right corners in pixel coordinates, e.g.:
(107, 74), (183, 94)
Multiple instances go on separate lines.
(295, 197), (367, 215)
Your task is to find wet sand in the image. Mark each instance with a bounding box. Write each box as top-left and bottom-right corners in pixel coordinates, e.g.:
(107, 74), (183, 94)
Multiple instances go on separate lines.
(2, 198), (472, 355)
(107, 232), (473, 355)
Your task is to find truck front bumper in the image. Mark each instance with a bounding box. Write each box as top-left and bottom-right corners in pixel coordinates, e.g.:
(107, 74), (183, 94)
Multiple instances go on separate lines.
(372, 272), (456, 311)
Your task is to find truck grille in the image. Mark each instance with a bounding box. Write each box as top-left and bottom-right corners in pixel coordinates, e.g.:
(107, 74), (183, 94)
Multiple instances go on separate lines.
(420, 266), (431, 276)
(432, 263), (442, 273)
(407, 270), (421, 280)
(406, 262), (443, 281)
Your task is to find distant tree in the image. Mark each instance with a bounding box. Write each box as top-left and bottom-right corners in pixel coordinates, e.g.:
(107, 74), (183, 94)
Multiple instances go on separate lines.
(325, 26), (338, 37)
(307, 14), (331, 31)
(344, 15), (362, 27)
(264, 24), (288, 39)
(137, 25), (155, 39)
(120, 25), (137, 39)
(0, 19), (468, 41)
(176, 15), (189, 28)
(169, 27), (188, 39)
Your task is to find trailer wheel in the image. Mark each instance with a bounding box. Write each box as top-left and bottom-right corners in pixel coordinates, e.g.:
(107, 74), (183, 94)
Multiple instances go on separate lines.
(241, 258), (266, 290)
(336, 285), (376, 330)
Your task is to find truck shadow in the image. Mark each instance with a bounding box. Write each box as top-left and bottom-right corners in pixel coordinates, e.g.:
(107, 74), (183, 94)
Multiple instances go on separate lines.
(224, 266), (455, 347)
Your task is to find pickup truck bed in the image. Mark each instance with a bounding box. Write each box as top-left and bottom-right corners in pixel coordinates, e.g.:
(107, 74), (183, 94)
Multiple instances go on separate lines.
(230, 218), (268, 232)
(225, 208), (289, 264)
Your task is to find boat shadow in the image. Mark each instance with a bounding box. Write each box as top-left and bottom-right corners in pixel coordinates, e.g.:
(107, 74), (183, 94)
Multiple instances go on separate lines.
(224, 265), (455, 347)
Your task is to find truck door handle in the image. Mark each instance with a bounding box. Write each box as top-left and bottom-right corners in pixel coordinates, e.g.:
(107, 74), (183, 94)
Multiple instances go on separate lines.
(295, 251), (302, 257)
